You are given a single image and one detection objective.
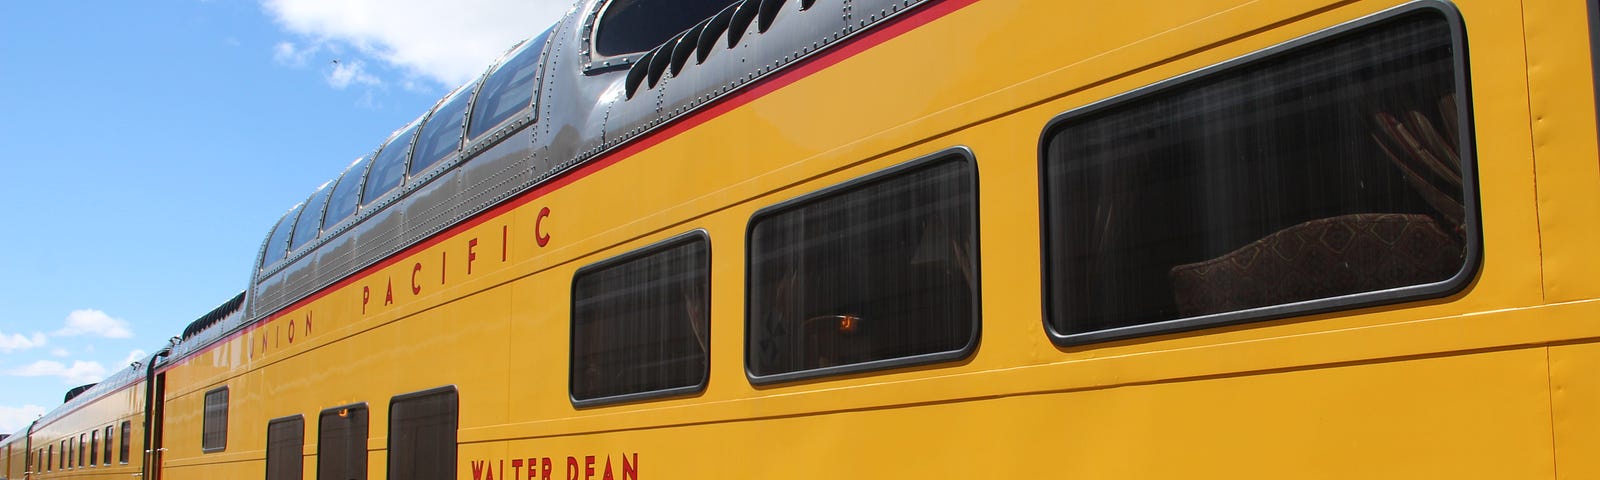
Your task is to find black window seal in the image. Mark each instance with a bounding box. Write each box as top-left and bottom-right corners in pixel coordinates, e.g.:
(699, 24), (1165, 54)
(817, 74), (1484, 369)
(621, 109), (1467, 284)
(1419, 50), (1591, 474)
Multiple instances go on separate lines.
(743, 146), (982, 386)
(582, 0), (649, 74)
(201, 386), (229, 453)
(384, 385), (458, 460)
(569, 230), (712, 408)
(317, 402), (369, 479)
(1036, 0), (1480, 347)
(266, 414), (304, 480)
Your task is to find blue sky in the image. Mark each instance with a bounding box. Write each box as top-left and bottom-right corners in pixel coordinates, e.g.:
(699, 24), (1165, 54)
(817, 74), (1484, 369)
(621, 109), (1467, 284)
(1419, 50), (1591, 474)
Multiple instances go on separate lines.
(0, 0), (569, 432)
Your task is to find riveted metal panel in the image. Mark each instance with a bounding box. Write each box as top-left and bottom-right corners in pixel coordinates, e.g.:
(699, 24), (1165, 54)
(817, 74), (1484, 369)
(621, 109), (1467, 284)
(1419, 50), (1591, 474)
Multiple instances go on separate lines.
(241, 0), (939, 328)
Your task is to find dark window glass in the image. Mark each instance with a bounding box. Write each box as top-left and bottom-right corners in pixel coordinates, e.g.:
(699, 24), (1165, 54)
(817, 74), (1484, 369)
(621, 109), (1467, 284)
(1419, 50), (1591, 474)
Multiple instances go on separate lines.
(571, 233), (710, 404)
(103, 425), (112, 466)
(77, 434), (84, 467)
(469, 30), (551, 140)
(261, 206), (302, 268)
(119, 421), (131, 464)
(594, 0), (739, 56)
(202, 387), (228, 452)
(49, 444), (54, 471)
(364, 121), (422, 205)
(1041, 11), (1470, 340)
(410, 90), (473, 177)
(63, 439), (69, 469)
(324, 155), (372, 229)
(289, 187), (332, 251)
(89, 431), (97, 467)
(318, 404), (369, 480)
(266, 416), (304, 480)
(388, 387), (457, 480)
(747, 153), (979, 381)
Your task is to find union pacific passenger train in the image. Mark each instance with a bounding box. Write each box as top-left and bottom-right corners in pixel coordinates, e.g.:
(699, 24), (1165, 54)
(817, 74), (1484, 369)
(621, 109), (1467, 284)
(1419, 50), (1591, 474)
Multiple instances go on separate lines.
(6, 0), (1600, 477)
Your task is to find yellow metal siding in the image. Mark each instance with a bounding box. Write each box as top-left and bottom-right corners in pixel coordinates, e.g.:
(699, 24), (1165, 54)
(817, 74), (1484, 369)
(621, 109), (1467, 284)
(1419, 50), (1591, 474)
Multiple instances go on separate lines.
(135, 0), (1600, 478)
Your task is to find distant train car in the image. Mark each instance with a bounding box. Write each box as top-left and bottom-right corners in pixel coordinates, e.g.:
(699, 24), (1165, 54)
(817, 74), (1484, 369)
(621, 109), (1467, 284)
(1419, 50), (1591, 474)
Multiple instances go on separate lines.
(19, 0), (1600, 478)
(1, 427), (25, 480)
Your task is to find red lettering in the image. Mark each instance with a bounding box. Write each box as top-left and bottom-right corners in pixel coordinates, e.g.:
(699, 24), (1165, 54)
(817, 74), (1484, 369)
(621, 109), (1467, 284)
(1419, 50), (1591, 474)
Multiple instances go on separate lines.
(304, 311), (313, 336)
(385, 279), (395, 305)
(487, 461), (496, 480)
(513, 459), (524, 480)
(602, 456), (614, 480)
(468, 238), (480, 274)
(585, 456), (595, 480)
(622, 454), (637, 480)
(542, 457), (553, 480)
(362, 286), (371, 314)
(499, 459), (506, 480)
(411, 263), (423, 295)
(566, 457), (579, 480)
(536, 207), (552, 247)
(442, 251), (448, 284)
(502, 225), (509, 261)
(261, 333), (268, 352)
(288, 319), (295, 343)
(473, 460), (487, 480)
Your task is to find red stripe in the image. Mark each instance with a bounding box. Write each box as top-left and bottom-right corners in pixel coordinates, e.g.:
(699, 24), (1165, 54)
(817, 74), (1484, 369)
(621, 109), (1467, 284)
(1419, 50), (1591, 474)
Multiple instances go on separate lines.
(169, 0), (980, 373)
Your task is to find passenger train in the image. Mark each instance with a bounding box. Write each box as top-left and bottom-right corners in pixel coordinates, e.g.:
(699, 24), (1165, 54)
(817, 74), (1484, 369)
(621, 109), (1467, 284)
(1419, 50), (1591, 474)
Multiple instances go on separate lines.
(6, 0), (1600, 477)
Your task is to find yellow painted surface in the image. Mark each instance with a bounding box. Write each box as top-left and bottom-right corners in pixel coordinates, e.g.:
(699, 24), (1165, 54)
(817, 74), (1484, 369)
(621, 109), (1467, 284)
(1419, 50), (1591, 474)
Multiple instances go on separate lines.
(1524, 0), (1600, 303)
(109, 0), (1600, 479)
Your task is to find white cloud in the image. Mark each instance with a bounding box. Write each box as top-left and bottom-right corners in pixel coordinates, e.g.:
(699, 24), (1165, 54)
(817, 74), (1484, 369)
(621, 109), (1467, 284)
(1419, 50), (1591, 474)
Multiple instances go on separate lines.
(273, 41), (320, 67)
(0, 329), (46, 353)
(0, 404), (46, 433)
(9, 360), (108, 385)
(327, 59), (381, 89)
(50, 348), (70, 357)
(55, 309), (134, 339)
(121, 349), (148, 367)
(262, 0), (573, 88)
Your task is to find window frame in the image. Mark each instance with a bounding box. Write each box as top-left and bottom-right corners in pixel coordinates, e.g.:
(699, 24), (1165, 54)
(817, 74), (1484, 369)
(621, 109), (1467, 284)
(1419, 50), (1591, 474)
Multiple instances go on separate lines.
(265, 415), (305, 480)
(119, 421), (131, 464)
(103, 425), (112, 466)
(466, 29), (551, 143)
(569, 230), (712, 407)
(743, 147), (982, 385)
(317, 403), (370, 480)
(202, 386), (229, 453)
(1036, 1), (1479, 346)
(386, 386), (458, 480)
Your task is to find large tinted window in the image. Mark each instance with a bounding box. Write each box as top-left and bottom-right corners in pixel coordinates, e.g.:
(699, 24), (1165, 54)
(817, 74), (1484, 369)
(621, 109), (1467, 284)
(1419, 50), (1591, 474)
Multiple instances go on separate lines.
(323, 155), (372, 229)
(319, 404), (369, 480)
(202, 387), (228, 452)
(388, 387), (456, 480)
(594, 0), (738, 56)
(410, 89), (473, 176)
(261, 206), (301, 268)
(266, 415), (304, 480)
(1041, 9), (1472, 342)
(289, 186), (332, 251)
(571, 233), (710, 405)
(102, 425), (111, 466)
(469, 30), (551, 140)
(747, 152), (979, 382)
(364, 120), (422, 204)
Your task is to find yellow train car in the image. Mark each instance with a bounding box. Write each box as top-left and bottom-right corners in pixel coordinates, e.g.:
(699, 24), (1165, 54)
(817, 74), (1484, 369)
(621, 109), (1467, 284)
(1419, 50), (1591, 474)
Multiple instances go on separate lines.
(20, 0), (1600, 478)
